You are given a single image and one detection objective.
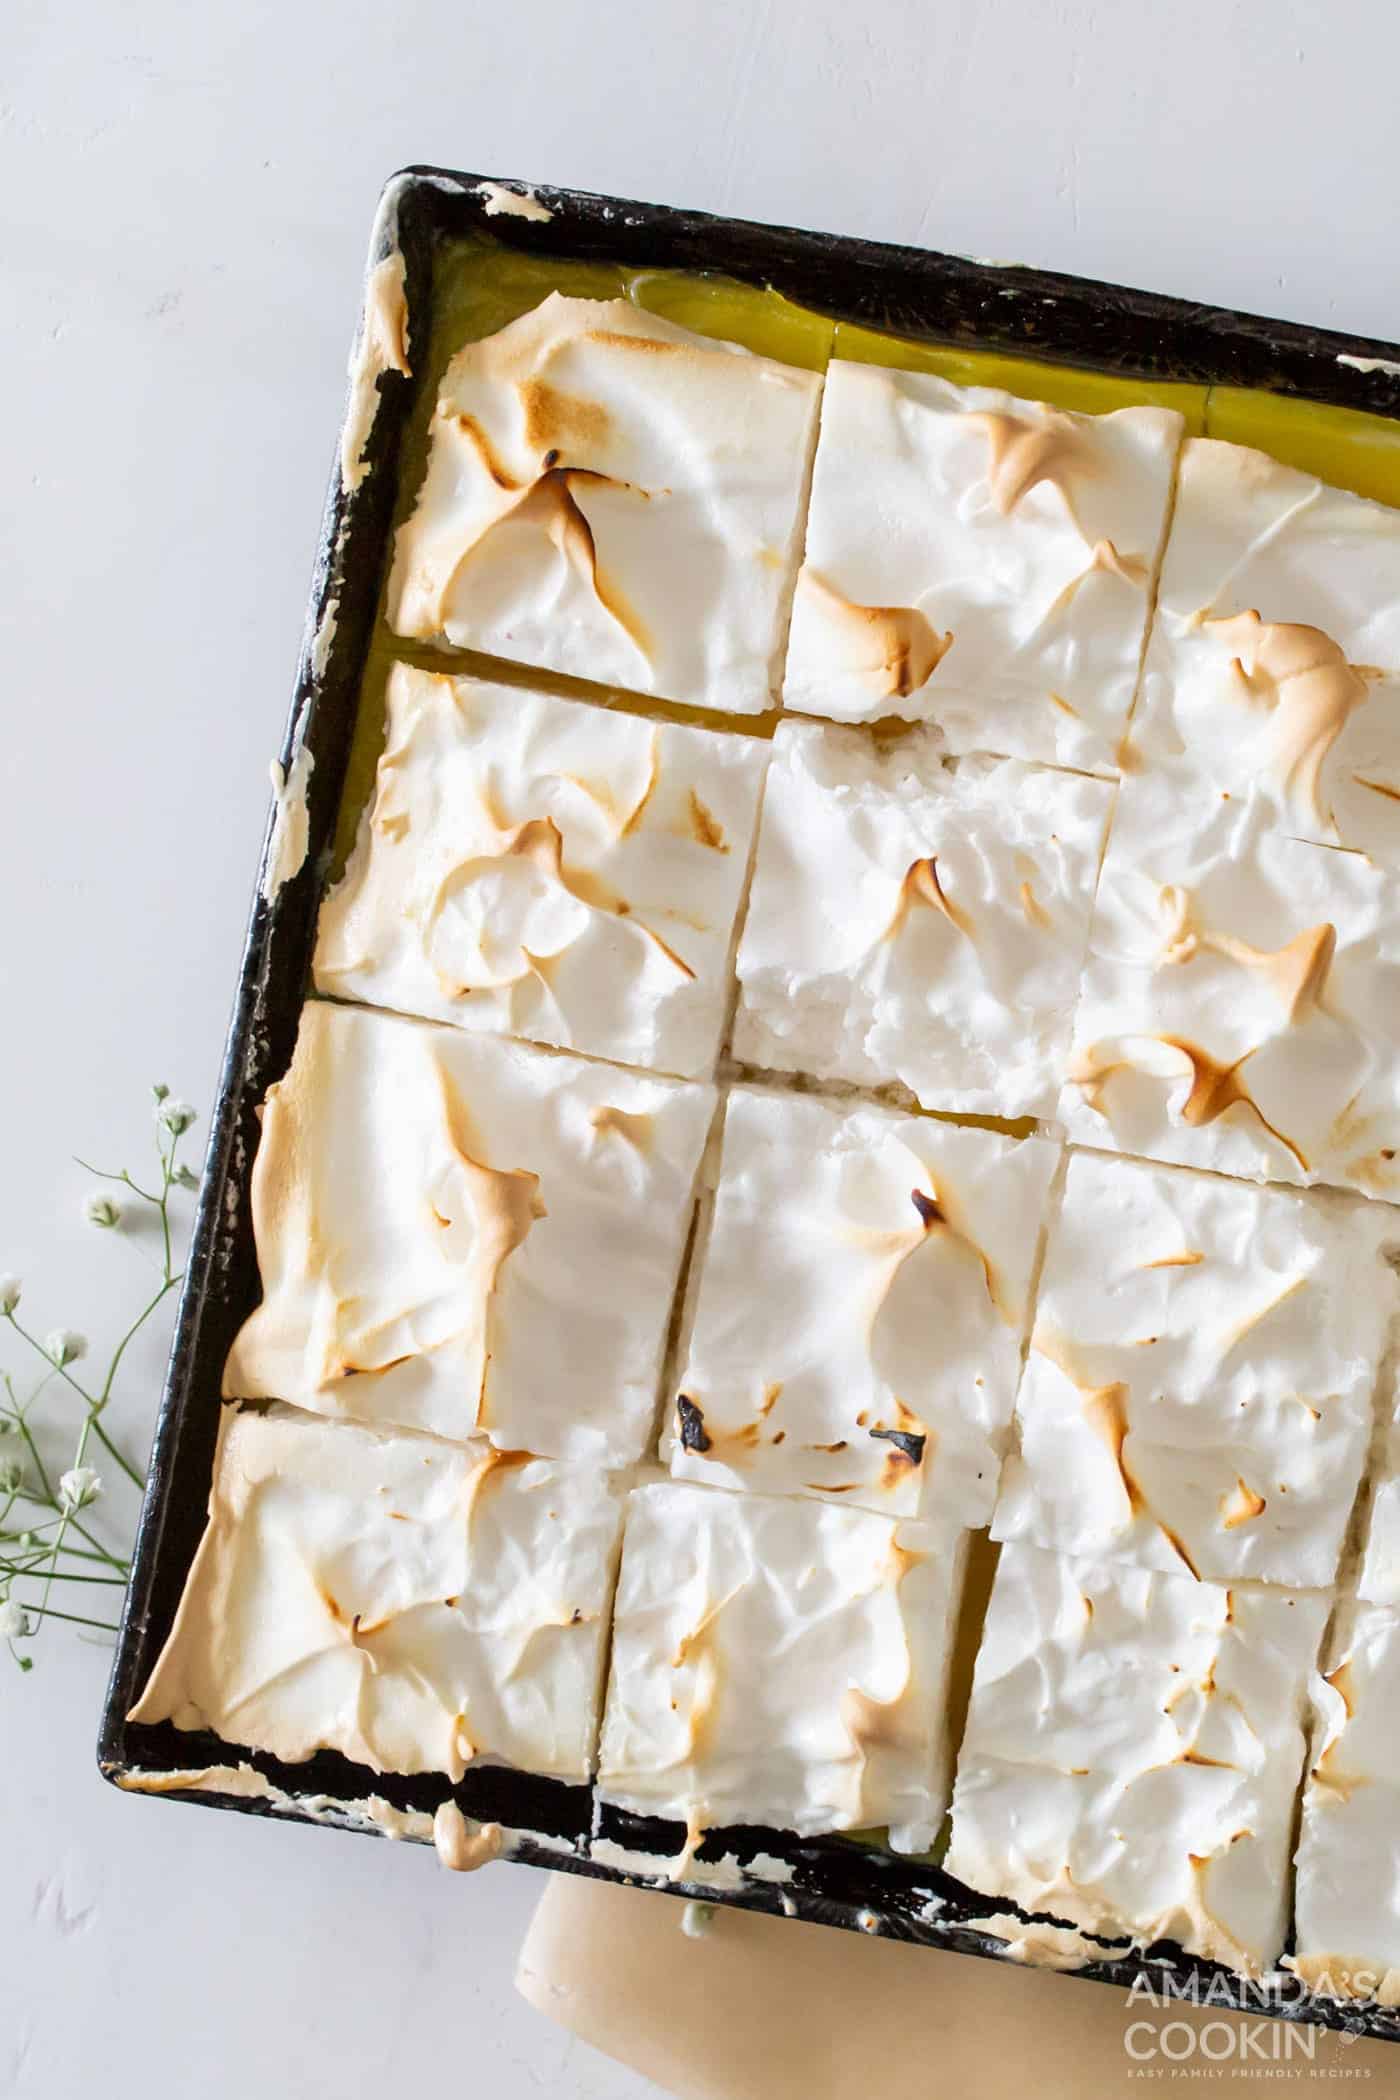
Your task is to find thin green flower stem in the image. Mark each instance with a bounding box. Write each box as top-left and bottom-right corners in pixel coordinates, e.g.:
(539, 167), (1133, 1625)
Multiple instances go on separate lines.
(5, 1566), (127, 1587)
(97, 1274), (179, 1408)
(22, 1603), (121, 1633)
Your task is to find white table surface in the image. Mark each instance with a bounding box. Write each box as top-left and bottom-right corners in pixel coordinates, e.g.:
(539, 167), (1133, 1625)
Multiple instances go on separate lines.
(4, 4), (1398, 2094)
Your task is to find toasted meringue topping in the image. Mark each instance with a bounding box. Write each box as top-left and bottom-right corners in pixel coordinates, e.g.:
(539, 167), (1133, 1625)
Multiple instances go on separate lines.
(388, 293), (822, 715)
(341, 252), (411, 493)
(993, 1150), (1399, 1588)
(1061, 777), (1400, 1194)
(1133, 438), (1400, 865)
(948, 1542), (1328, 1976)
(314, 666), (766, 1079)
(129, 1405), (627, 1782)
(666, 1087), (1058, 1526)
(1294, 1602), (1400, 1998)
(735, 721), (1113, 1117)
(223, 1001), (713, 1462)
(597, 1482), (966, 1851)
(784, 362), (1182, 767)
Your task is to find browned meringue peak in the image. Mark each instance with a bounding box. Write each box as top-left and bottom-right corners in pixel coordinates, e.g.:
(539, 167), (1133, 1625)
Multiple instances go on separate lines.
(129, 1404), (628, 1784)
(665, 1085), (1058, 1528)
(387, 292), (822, 716)
(222, 999), (713, 1463)
(1203, 611), (1375, 828)
(1062, 772), (1400, 1195)
(789, 574), (953, 704)
(1133, 438), (1400, 865)
(993, 1148), (1400, 1590)
(596, 1481), (967, 1853)
(948, 1541), (1329, 1977)
(783, 361), (1182, 768)
(966, 407), (1101, 519)
(314, 665), (766, 1079)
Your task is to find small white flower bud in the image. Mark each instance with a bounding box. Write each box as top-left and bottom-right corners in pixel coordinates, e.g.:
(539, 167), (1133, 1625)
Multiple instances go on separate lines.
(0, 1276), (20, 1316)
(58, 1466), (102, 1513)
(158, 1098), (197, 1137)
(172, 1164), (199, 1192)
(0, 1457), (23, 1495)
(46, 1330), (88, 1369)
(152, 1082), (169, 1103)
(84, 1190), (123, 1230)
(0, 1599), (29, 1641)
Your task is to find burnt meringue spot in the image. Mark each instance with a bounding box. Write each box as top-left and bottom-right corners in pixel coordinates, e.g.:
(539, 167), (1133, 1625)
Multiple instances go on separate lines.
(676, 1395), (712, 1453)
(869, 1425), (927, 1468)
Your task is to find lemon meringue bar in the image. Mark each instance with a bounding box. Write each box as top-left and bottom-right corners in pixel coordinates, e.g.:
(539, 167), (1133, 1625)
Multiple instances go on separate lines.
(783, 361), (1182, 770)
(732, 720), (1113, 1115)
(947, 1541), (1328, 1976)
(1130, 439), (1400, 867)
(130, 1404), (626, 1781)
(222, 1000), (714, 1463)
(1292, 1601), (1400, 2001)
(596, 1482), (966, 1851)
(314, 665), (768, 1079)
(1060, 778), (1400, 1197)
(992, 1151), (1400, 1588)
(664, 1087), (1059, 1524)
(387, 293), (823, 716)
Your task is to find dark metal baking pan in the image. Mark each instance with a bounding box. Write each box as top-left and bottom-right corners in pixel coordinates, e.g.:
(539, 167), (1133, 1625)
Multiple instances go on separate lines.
(99, 164), (1400, 2044)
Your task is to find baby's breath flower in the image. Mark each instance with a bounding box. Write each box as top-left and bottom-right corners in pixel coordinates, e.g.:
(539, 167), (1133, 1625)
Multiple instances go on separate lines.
(172, 1164), (199, 1192)
(158, 1098), (196, 1138)
(58, 1466), (102, 1514)
(0, 1599), (30, 1641)
(45, 1330), (88, 1369)
(152, 1082), (169, 1103)
(0, 1275), (20, 1316)
(84, 1190), (124, 1230)
(0, 1457), (23, 1495)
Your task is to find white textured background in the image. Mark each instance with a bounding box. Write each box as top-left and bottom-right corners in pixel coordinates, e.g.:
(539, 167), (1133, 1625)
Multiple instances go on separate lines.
(4, 4), (1399, 2095)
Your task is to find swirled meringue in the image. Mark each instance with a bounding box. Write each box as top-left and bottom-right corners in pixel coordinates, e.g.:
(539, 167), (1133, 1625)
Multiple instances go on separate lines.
(129, 1403), (627, 1782)
(665, 1086), (1058, 1525)
(596, 1481), (967, 1853)
(783, 361), (1182, 769)
(947, 1541), (1328, 1976)
(315, 665), (767, 1078)
(1130, 439), (1400, 866)
(733, 720), (1113, 1115)
(992, 1150), (1400, 1588)
(222, 1001), (713, 1463)
(1060, 774), (1400, 1196)
(387, 293), (822, 715)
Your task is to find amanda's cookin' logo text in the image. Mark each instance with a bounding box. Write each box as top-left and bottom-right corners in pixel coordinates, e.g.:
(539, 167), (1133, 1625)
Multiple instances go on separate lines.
(1123, 1970), (1374, 2077)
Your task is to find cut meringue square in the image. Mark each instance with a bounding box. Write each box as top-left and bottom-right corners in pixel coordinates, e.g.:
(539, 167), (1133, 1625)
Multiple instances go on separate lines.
(783, 361), (1182, 770)
(992, 1151), (1399, 1588)
(223, 1000), (714, 1463)
(664, 1086), (1059, 1525)
(387, 293), (823, 716)
(1131, 438), (1400, 869)
(1293, 1601), (1400, 2003)
(733, 720), (1114, 1116)
(1060, 777), (1400, 1198)
(314, 665), (768, 1080)
(596, 1480), (967, 1851)
(946, 1540), (1328, 1977)
(129, 1403), (627, 1783)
